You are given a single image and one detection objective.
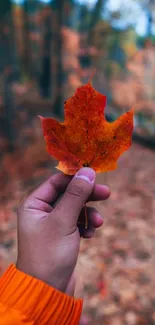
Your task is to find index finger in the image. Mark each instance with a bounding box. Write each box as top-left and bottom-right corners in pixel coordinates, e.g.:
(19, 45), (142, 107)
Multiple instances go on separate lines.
(88, 184), (110, 202)
(26, 173), (110, 208)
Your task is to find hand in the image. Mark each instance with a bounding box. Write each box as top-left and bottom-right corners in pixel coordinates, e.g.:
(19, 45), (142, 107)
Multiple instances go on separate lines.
(16, 168), (110, 295)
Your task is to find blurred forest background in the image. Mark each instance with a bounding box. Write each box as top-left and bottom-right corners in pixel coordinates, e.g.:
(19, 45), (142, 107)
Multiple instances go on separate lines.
(1, 0), (155, 324)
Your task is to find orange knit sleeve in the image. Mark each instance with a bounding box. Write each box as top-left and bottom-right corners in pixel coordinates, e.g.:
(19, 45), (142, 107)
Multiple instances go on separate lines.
(0, 264), (83, 325)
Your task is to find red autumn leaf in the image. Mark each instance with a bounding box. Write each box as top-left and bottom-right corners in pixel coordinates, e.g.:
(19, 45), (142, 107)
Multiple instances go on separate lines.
(40, 82), (134, 175)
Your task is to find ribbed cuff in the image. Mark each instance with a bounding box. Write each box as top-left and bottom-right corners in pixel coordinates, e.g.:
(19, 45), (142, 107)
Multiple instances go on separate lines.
(0, 264), (83, 325)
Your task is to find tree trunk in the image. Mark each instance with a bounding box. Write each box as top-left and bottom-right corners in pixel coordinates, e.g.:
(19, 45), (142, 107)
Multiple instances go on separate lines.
(52, 0), (65, 119)
(79, 0), (104, 75)
(88, 0), (104, 45)
(22, 0), (32, 78)
(147, 9), (152, 36)
(0, 0), (17, 152)
(39, 7), (52, 98)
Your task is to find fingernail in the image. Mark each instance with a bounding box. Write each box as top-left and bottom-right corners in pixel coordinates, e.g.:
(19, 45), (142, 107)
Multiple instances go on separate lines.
(75, 168), (95, 183)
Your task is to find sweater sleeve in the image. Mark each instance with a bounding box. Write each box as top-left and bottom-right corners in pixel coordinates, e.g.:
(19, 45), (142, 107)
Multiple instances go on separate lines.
(0, 264), (83, 325)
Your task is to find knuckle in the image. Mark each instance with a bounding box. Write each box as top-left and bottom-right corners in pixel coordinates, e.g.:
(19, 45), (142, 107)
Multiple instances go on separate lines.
(66, 183), (87, 199)
(17, 195), (29, 212)
(22, 197), (36, 210)
(17, 197), (35, 218)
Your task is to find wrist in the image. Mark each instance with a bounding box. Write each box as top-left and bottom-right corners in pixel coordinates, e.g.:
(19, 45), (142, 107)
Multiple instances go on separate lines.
(16, 259), (74, 293)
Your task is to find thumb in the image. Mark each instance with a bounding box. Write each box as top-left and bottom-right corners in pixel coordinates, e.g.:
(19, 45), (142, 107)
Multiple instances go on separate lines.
(54, 168), (96, 230)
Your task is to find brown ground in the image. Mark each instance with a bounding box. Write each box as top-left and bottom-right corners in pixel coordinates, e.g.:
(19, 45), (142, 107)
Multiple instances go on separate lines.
(80, 143), (155, 325)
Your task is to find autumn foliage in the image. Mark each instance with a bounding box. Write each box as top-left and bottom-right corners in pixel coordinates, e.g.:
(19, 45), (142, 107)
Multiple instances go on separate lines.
(40, 82), (134, 175)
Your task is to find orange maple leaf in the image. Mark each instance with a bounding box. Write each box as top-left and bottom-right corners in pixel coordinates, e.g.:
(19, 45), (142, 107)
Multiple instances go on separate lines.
(40, 82), (134, 175)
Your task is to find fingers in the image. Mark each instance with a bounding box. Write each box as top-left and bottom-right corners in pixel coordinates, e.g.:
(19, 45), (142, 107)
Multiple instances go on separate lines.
(53, 168), (96, 231)
(89, 184), (110, 202)
(23, 168), (110, 212)
(25, 173), (72, 206)
(87, 207), (104, 228)
(81, 227), (95, 238)
(78, 207), (103, 238)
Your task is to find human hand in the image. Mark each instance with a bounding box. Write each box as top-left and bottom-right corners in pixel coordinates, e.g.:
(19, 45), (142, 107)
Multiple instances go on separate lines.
(16, 168), (110, 295)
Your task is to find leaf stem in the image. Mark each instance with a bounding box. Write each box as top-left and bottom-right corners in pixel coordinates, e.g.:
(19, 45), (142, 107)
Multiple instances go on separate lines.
(84, 203), (88, 229)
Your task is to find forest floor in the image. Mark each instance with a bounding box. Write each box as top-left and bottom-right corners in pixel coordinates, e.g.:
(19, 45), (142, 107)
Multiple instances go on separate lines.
(79, 143), (155, 325)
(0, 109), (155, 324)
